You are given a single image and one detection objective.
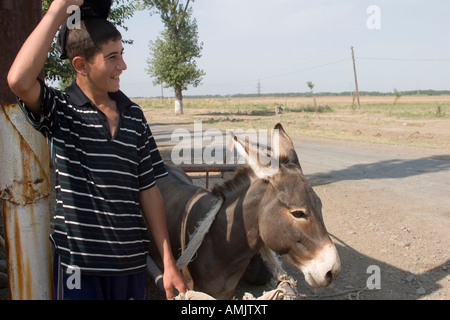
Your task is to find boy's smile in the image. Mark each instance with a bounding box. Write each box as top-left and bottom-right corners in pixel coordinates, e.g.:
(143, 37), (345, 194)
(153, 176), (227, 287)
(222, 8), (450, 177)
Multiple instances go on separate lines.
(84, 39), (127, 94)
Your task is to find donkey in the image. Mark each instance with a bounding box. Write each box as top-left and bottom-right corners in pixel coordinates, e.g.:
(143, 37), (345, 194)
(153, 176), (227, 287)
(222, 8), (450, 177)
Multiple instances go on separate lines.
(150, 123), (340, 299)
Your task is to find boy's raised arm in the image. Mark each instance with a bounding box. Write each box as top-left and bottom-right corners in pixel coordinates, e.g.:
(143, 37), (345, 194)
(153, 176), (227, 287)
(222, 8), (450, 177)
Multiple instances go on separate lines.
(7, 0), (84, 113)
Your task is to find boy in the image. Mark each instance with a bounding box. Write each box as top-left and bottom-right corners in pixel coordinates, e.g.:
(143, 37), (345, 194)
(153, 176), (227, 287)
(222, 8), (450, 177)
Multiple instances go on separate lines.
(7, 0), (186, 300)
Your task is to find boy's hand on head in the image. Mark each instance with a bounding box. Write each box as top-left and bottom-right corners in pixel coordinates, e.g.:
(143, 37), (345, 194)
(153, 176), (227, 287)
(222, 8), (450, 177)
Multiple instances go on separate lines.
(62, 0), (84, 7)
(50, 0), (84, 13)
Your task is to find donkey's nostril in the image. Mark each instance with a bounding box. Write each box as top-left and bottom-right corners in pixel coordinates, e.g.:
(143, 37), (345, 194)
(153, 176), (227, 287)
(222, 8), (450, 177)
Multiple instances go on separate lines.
(325, 270), (333, 281)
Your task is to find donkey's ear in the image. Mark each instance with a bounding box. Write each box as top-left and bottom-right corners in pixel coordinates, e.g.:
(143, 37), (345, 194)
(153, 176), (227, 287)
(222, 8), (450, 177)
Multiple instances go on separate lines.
(231, 133), (278, 179)
(272, 123), (301, 168)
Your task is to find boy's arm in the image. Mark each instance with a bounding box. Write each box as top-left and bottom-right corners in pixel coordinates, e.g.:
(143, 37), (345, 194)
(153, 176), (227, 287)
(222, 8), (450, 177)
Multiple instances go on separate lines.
(139, 186), (187, 300)
(7, 0), (83, 113)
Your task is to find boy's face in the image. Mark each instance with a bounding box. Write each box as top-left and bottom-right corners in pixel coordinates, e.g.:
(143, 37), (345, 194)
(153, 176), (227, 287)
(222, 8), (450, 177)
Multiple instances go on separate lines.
(85, 39), (127, 93)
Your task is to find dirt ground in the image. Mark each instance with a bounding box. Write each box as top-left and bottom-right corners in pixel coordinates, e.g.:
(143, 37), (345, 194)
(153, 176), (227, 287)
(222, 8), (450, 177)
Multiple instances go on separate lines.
(1, 100), (449, 300)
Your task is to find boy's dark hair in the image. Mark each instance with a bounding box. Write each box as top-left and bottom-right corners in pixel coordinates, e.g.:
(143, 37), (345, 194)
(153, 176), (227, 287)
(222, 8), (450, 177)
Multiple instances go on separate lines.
(66, 18), (122, 62)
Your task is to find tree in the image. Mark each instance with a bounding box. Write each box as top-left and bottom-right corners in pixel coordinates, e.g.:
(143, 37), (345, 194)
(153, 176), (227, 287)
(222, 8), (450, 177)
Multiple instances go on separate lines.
(42, 0), (138, 87)
(390, 88), (402, 116)
(307, 81), (317, 111)
(393, 88), (402, 105)
(143, 0), (205, 114)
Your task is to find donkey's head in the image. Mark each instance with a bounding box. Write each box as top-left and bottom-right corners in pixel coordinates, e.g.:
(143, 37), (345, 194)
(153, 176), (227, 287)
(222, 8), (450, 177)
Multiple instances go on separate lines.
(232, 123), (341, 288)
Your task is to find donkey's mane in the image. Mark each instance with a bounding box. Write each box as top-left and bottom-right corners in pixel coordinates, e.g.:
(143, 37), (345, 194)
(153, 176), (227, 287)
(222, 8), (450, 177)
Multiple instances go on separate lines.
(211, 166), (255, 198)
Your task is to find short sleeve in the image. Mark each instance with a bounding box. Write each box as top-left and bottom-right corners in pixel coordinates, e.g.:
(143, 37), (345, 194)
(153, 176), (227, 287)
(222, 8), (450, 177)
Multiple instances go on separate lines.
(137, 118), (156, 191)
(146, 125), (168, 180)
(137, 115), (168, 191)
(17, 78), (61, 137)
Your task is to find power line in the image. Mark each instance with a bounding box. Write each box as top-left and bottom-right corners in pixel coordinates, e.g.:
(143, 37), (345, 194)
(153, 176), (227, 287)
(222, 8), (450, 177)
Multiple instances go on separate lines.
(199, 54), (450, 92)
(209, 57), (350, 87)
(258, 58), (350, 81)
(358, 57), (450, 62)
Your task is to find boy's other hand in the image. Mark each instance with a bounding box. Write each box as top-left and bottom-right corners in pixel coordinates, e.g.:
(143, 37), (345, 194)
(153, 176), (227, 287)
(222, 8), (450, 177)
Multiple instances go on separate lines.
(163, 263), (188, 300)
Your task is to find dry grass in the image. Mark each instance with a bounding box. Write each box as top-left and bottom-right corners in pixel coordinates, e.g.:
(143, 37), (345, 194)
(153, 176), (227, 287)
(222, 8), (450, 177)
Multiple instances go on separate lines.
(137, 95), (450, 149)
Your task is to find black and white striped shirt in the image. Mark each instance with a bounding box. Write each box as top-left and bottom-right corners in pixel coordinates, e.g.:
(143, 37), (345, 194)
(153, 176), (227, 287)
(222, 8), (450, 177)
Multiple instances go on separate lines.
(18, 79), (167, 275)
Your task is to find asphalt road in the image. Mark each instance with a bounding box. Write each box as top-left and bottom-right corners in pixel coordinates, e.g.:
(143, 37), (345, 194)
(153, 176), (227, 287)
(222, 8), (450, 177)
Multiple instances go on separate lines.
(152, 122), (450, 224)
(289, 135), (450, 223)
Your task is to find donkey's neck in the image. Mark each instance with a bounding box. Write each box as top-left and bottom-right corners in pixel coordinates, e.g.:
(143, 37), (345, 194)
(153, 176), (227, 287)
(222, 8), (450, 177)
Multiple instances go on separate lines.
(211, 166), (264, 253)
(211, 167), (254, 198)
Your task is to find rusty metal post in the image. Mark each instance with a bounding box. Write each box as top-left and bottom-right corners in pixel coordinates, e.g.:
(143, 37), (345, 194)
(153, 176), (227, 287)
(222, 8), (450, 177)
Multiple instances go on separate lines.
(0, 0), (53, 299)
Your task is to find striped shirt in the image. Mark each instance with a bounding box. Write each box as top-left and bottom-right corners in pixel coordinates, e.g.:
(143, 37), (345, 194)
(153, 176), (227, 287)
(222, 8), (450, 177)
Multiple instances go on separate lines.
(18, 78), (168, 275)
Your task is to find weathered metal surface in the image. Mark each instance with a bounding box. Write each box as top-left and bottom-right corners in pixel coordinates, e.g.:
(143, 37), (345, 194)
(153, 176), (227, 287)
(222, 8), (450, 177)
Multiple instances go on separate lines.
(0, 0), (52, 299)
(2, 199), (52, 299)
(0, 103), (53, 300)
(0, 105), (51, 205)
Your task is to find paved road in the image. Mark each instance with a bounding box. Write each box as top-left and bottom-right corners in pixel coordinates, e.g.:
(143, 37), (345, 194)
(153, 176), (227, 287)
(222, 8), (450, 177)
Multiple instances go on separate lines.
(290, 136), (450, 222)
(151, 122), (450, 223)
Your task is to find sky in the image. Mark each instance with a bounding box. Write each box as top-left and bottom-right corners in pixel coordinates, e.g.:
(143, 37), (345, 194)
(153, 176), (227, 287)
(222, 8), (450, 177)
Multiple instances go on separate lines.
(118, 0), (450, 97)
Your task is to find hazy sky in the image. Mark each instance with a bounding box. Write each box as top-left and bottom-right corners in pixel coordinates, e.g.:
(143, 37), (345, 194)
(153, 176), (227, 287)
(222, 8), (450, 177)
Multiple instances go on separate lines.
(119, 0), (450, 97)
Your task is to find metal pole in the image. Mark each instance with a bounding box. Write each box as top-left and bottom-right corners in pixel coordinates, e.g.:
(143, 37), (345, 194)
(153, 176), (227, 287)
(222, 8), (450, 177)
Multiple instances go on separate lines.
(0, 0), (53, 299)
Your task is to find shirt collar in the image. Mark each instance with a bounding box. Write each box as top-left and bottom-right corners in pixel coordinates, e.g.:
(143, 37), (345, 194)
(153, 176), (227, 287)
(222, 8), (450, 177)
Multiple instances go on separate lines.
(64, 79), (135, 110)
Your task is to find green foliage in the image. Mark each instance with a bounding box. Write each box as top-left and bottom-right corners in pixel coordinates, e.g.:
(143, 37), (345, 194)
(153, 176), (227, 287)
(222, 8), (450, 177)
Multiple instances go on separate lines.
(143, 0), (205, 94)
(42, 0), (74, 84)
(393, 88), (402, 104)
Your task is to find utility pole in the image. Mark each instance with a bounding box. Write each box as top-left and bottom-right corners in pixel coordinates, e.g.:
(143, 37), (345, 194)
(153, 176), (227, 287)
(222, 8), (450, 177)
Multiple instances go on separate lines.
(0, 0), (53, 299)
(351, 46), (361, 109)
(257, 79), (261, 96)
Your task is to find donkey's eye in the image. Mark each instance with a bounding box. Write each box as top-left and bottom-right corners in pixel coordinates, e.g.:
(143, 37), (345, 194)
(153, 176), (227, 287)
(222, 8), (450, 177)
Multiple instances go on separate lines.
(291, 209), (307, 220)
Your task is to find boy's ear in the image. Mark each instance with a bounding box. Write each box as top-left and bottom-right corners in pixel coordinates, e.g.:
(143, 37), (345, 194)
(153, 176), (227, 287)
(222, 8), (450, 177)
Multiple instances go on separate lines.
(72, 56), (89, 76)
